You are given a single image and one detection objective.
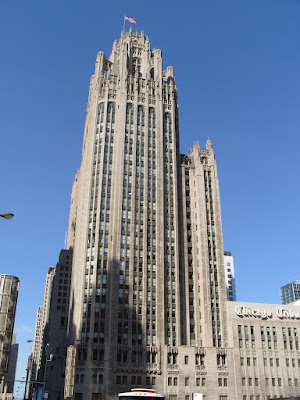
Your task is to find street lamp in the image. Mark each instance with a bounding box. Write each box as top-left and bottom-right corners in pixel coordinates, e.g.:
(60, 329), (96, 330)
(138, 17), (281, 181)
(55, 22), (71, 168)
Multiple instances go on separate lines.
(42, 344), (53, 400)
(24, 340), (34, 400)
(0, 212), (14, 220)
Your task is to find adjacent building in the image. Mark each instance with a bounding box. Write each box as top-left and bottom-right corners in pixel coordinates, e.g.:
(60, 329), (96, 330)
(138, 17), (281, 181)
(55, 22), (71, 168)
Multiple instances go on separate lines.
(228, 301), (300, 400)
(30, 267), (55, 385)
(1, 334), (18, 400)
(34, 30), (300, 400)
(281, 281), (300, 305)
(46, 249), (73, 400)
(224, 251), (236, 301)
(30, 306), (44, 384)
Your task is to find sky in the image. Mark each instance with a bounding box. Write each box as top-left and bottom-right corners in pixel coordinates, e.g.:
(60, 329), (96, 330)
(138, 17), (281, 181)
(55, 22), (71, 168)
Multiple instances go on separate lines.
(1, 0), (300, 395)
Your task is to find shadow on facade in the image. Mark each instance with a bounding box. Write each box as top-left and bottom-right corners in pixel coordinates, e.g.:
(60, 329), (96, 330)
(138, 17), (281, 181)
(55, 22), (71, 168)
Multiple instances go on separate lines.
(72, 257), (149, 400)
(36, 249), (73, 400)
(41, 254), (156, 400)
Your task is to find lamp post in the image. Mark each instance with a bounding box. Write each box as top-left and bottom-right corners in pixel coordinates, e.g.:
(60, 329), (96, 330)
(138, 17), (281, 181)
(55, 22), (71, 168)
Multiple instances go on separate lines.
(24, 356), (32, 400)
(0, 212), (14, 220)
(23, 340), (35, 400)
(41, 344), (52, 400)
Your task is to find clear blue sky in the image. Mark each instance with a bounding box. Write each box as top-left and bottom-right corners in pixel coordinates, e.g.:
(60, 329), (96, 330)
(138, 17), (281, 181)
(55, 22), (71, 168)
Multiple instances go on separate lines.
(1, 0), (299, 393)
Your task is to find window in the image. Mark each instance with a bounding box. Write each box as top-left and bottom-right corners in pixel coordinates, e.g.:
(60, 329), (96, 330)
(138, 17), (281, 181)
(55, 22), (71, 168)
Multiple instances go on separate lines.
(263, 358), (267, 367)
(185, 377), (189, 386)
(286, 358), (290, 367)
(185, 355), (189, 364)
(265, 378), (269, 386)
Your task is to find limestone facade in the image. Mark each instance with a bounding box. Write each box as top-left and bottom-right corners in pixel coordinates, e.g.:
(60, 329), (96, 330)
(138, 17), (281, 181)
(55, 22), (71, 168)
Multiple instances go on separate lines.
(42, 31), (300, 400)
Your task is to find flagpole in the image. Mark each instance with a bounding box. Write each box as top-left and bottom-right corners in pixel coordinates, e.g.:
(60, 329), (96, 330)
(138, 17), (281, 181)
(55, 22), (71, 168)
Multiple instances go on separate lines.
(123, 15), (126, 33)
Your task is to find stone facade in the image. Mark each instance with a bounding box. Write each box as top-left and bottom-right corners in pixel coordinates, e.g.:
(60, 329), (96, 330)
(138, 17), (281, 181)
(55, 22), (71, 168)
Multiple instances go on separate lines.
(41, 31), (300, 400)
(228, 301), (300, 400)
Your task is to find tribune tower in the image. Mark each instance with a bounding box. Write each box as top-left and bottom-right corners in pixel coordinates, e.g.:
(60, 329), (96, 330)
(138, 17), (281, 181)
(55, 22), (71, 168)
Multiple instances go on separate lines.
(42, 30), (300, 400)
(63, 30), (228, 399)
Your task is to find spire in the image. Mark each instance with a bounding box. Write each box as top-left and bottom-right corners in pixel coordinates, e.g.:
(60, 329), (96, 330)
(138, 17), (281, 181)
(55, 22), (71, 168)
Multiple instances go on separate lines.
(206, 137), (213, 150)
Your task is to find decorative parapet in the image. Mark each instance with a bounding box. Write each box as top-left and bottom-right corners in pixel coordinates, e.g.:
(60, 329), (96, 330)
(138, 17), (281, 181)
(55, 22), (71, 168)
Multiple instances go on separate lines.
(195, 365), (206, 371)
(195, 347), (206, 355)
(167, 364), (179, 370)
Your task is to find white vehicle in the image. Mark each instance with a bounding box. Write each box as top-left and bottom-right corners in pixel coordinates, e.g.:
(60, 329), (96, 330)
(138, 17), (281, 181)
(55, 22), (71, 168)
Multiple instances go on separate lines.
(118, 388), (165, 400)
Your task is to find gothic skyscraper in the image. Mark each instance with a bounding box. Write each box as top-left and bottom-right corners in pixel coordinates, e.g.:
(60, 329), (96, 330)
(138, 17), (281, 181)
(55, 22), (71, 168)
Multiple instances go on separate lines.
(42, 30), (300, 400)
(63, 29), (228, 399)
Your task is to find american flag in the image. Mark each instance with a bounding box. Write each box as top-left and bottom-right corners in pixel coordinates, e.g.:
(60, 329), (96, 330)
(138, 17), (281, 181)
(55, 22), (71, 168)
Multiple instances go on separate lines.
(125, 15), (136, 24)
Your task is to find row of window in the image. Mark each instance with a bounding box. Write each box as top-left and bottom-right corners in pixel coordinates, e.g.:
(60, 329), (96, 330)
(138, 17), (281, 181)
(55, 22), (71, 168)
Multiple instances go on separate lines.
(239, 337), (299, 350)
(164, 112), (176, 347)
(242, 356), (300, 368)
(242, 377), (299, 387)
(115, 375), (156, 385)
(117, 106), (157, 347)
(239, 324), (298, 338)
(168, 376), (227, 387)
(82, 104), (115, 339)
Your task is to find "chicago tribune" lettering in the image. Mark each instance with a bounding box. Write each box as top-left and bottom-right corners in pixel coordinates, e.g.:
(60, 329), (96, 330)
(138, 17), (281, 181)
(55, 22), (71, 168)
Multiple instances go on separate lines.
(235, 305), (300, 320)
(235, 305), (272, 319)
(276, 307), (300, 319)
